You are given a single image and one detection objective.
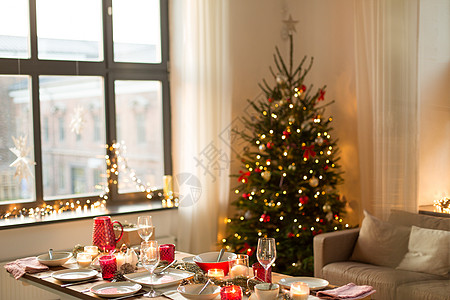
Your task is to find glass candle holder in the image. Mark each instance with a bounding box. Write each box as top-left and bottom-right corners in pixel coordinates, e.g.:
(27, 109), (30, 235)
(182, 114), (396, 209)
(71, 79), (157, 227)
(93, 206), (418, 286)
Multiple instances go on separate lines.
(290, 282), (309, 300)
(208, 268), (225, 279)
(77, 253), (92, 268)
(99, 255), (117, 280)
(159, 244), (175, 262)
(84, 246), (99, 258)
(229, 254), (249, 278)
(220, 285), (242, 300)
(252, 262), (272, 283)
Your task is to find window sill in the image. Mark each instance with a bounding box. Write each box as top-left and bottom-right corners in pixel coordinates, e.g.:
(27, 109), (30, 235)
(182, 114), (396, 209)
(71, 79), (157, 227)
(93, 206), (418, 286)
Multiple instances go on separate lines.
(0, 202), (177, 230)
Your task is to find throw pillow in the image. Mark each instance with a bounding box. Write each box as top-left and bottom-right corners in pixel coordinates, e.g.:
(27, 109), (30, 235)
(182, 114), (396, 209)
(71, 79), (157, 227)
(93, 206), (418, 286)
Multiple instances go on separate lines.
(396, 225), (450, 276)
(350, 210), (411, 268)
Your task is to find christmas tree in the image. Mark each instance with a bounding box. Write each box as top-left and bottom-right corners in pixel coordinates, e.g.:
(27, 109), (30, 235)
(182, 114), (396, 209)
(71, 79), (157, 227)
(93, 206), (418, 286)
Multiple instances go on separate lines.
(223, 34), (347, 276)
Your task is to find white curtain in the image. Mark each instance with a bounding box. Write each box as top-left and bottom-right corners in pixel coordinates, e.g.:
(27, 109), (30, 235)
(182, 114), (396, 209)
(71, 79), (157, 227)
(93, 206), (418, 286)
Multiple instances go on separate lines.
(354, 0), (420, 219)
(170, 0), (232, 253)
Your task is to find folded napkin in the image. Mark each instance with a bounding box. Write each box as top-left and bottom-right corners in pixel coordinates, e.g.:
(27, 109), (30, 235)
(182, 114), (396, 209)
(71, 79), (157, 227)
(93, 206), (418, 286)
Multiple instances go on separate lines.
(4, 257), (49, 279)
(316, 283), (376, 300)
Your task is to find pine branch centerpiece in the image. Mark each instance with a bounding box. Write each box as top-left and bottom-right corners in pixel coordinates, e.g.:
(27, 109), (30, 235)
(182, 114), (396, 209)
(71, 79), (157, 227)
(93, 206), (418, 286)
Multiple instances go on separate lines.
(223, 35), (347, 275)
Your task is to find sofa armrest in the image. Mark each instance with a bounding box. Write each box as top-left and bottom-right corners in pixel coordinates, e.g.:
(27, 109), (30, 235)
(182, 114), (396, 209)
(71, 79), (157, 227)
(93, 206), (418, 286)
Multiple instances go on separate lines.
(313, 228), (360, 278)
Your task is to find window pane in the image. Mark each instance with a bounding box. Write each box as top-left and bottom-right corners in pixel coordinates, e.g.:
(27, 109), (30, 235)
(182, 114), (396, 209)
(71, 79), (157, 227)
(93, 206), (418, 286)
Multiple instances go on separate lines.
(36, 0), (103, 61)
(0, 75), (35, 203)
(115, 80), (164, 193)
(0, 0), (30, 58)
(40, 76), (106, 200)
(112, 0), (161, 63)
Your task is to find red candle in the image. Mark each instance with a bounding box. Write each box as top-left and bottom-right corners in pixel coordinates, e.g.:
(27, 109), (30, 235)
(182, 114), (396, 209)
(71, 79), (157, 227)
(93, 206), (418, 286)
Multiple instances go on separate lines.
(220, 285), (242, 300)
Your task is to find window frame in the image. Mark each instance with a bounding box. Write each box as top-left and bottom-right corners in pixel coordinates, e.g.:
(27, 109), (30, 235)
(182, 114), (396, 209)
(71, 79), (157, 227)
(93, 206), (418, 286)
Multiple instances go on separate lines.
(0, 0), (172, 212)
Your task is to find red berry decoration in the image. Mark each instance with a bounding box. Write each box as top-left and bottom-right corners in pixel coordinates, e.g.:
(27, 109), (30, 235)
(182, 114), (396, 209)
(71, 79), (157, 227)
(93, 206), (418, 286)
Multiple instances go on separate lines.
(299, 196), (309, 205)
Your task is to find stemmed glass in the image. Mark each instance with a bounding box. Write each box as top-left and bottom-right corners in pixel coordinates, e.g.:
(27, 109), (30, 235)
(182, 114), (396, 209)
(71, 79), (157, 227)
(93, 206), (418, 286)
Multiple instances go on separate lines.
(256, 237), (276, 283)
(141, 240), (160, 297)
(137, 216), (154, 242)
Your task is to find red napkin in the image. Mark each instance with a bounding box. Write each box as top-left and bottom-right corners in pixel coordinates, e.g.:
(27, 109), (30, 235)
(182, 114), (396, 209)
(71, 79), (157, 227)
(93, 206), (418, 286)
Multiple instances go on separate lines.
(316, 283), (376, 300)
(4, 257), (49, 279)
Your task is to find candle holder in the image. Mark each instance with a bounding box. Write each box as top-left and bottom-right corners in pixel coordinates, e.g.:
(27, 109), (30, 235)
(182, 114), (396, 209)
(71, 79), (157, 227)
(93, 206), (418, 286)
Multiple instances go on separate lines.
(252, 262), (272, 283)
(84, 246), (99, 258)
(208, 268), (225, 279)
(159, 244), (176, 262)
(220, 285), (242, 300)
(99, 255), (117, 280)
(290, 282), (309, 300)
(76, 252), (92, 268)
(228, 254), (249, 278)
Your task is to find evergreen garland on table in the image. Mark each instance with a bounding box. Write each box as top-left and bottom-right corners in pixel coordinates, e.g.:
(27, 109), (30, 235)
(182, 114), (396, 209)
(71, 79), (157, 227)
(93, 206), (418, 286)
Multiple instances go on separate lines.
(223, 34), (348, 276)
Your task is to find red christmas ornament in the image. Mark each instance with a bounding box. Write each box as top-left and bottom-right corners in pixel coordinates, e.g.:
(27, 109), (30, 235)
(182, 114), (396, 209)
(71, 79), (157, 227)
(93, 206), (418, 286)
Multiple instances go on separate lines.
(288, 232), (295, 238)
(313, 229), (323, 236)
(260, 214), (271, 222)
(238, 242), (256, 257)
(301, 85), (307, 92)
(302, 145), (316, 159)
(299, 196), (309, 205)
(283, 130), (291, 138)
(242, 193), (249, 199)
(318, 89), (326, 101)
(266, 142), (273, 149)
(324, 165), (329, 170)
(268, 98), (273, 103)
(254, 168), (262, 173)
(238, 171), (251, 183)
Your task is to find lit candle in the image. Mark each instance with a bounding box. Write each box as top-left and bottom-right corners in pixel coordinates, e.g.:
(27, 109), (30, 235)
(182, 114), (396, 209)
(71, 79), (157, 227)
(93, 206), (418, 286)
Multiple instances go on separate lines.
(290, 282), (309, 300)
(77, 253), (92, 268)
(230, 264), (248, 277)
(163, 175), (173, 200)
(84, 246), (98, 258)
(115, 252), (125, 268)
(220, 285), (242, 300)
(208, 268), (225, 279)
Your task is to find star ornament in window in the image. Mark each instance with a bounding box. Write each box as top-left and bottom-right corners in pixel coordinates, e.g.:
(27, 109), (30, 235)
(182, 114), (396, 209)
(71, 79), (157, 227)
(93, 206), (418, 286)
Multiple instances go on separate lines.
(9, 135), (36, 182)
(283, 14), (299, 35)
(70, 105), (86, 135)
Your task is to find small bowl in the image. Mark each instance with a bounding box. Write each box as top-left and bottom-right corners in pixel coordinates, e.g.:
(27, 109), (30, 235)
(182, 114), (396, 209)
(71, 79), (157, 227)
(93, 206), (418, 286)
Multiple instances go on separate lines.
(37, 251), (73, 267)
(193, 252), (237, 275)
(254, 283), (279, 300)
(177, 283), (221, 300)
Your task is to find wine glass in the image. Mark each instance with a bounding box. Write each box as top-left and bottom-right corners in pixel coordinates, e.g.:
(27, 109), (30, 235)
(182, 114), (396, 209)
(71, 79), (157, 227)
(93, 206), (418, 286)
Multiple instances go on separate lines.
(141, 240), (160, 297)
(256, 237), (276, 283)
(137, 216), (154, 242)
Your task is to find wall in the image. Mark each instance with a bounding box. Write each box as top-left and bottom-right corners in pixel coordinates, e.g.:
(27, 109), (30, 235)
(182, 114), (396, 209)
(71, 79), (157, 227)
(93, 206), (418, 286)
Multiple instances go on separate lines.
(418, 0), (450, 205)
(227, 0), (360, 224)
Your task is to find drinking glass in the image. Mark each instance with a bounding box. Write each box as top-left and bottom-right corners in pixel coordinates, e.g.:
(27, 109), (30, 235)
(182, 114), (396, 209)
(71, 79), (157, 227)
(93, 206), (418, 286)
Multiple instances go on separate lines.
(137, 216), (154, 242)
(141, 240), (160, 297)
(256, 237), (276, 283)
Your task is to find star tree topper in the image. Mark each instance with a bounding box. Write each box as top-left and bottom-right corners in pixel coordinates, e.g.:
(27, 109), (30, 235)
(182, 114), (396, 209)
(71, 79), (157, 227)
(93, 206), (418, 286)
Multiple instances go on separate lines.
(283, 14), (298, 35)
(9, 135), (36, 182)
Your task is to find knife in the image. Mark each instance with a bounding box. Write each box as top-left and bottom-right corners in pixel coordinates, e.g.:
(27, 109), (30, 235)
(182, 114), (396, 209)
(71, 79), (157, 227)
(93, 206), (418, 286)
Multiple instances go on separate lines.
(60, 278), (100, 288)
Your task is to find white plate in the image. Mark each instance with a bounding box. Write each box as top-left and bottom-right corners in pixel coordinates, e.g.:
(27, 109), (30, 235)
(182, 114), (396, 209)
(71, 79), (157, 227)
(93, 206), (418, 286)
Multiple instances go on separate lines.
(278, 277), (329, 290)
(124, 268), (194, 288)
(90, 282), (142, 298)
(52, 269), (98, 282)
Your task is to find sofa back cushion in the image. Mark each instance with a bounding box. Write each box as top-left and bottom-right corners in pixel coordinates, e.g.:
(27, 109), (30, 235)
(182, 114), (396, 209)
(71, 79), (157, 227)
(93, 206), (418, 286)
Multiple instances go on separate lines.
(350, 210), (411, 268)
(388, 209), (450, 231)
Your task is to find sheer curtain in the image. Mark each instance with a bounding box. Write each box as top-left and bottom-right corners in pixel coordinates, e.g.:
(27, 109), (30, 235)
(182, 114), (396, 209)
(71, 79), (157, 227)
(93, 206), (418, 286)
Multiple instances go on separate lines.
(170, 0), (231, 253)
(354, 0), (420, 219)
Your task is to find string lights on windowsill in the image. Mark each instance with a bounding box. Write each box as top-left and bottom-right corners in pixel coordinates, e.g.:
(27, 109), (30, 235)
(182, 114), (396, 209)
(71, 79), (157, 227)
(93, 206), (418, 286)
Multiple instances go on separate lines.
(434, 197), (450, 214)
(0, 142), (177, 221)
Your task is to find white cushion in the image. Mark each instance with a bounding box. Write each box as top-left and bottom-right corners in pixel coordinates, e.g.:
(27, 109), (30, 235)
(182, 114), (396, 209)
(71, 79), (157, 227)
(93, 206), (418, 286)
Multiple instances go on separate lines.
(397, 226), (450, 276)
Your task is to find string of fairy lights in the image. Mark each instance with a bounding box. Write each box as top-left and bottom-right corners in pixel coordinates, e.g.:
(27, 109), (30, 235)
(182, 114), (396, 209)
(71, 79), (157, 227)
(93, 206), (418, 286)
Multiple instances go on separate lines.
(0, 142), (177, 220)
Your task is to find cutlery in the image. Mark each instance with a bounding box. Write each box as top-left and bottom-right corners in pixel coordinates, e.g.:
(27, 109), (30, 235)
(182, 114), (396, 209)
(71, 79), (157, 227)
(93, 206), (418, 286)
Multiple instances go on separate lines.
(48, 249), (53, 260)
(111, 290), (147, 300)
(216, 249), (225, 262)
(60, 278), (100, 288)
(198, 279), (212, 295)
(155, 260), (177, 275)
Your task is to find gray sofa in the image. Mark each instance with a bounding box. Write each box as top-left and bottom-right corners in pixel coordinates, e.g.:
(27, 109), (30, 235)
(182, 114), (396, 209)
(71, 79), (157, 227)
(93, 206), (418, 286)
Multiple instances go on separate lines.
(314, 210), (449, 300)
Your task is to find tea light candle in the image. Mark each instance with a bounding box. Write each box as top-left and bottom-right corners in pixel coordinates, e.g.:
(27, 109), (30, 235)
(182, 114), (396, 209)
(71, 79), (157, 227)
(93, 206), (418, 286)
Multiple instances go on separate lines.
(115, 252), (125, 268)
(84, 246), (98, 258)
(77, 253), (92, 268)
(230, 264), (248, 277)
(220, 285), (242, 300)
(208, 268), (225, 279)
(290, 282), (309, 300)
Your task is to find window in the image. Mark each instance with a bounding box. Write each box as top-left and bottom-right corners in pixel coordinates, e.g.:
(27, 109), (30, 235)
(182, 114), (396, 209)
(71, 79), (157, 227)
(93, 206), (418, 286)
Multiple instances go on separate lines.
(0, 0), (170, 213)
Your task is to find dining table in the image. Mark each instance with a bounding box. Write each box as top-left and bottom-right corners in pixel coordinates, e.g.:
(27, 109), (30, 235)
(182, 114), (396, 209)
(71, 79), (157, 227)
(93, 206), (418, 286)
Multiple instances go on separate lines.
(14, 251), (338, 300)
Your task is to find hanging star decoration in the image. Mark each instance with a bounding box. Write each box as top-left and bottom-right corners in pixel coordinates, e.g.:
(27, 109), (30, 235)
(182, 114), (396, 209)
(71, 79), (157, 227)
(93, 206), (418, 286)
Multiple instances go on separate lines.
(283, 14), (299, 35)
(9, 135), (36, 182)
(70, 105), (86, 135)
